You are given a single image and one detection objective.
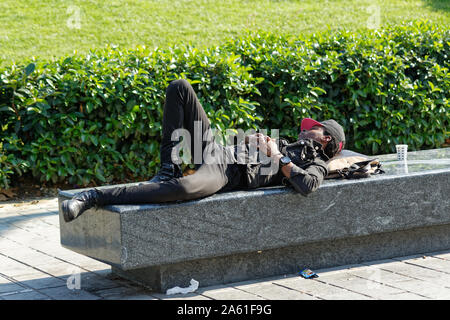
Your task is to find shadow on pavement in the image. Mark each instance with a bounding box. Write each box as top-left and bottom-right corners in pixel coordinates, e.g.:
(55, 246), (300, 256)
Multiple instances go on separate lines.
(0, 268), (157, 300)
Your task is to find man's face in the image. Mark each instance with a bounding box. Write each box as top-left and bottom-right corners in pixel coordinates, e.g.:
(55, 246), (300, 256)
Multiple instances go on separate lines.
(298, 125), (327, 143)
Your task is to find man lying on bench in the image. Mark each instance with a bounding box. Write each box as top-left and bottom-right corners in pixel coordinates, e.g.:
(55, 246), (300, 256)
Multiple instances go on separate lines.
(62, 79), (346, 223)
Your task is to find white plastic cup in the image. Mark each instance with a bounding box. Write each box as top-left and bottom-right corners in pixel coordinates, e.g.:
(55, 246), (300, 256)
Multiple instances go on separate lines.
(396, 144), (408, 161)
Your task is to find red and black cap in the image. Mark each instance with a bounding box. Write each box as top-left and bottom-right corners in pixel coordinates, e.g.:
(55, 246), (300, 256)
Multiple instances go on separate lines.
(301, 118), (345, 155)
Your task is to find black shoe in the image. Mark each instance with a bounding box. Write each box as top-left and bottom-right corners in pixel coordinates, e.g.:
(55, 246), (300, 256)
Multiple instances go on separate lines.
(148, 163), (183, 183)
(61, 189), (99, 223)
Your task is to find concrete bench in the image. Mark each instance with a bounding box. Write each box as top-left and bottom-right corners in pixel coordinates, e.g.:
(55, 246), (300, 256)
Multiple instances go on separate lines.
(58, 147), (450, 292)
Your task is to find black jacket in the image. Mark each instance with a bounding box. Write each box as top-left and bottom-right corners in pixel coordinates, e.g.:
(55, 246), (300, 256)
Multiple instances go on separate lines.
(229, 138), (329, 196)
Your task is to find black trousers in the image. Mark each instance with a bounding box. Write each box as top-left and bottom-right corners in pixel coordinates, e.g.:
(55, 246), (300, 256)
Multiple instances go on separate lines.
(96, 79), (246, 206)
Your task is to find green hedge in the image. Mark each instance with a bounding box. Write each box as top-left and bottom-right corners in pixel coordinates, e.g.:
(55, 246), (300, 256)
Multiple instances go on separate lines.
(0, 21), (449, 189)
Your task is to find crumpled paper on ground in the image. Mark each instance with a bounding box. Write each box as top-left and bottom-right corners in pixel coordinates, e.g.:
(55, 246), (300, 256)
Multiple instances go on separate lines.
(166, 279), (199, 295)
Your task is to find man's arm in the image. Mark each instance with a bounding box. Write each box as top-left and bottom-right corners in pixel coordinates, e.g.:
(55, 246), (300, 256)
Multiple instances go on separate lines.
(272, 153), (292, 176)
(272, 153), (327, 196)
(258, 134), (327, 196)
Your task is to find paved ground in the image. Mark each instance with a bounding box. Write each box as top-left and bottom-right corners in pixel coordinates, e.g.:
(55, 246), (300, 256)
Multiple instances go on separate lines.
(1, 197), (450, 300)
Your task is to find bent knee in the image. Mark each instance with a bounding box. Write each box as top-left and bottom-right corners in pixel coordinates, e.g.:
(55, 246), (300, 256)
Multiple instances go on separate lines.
(167, 79), (191, 92)
(178, 174), (225, 200)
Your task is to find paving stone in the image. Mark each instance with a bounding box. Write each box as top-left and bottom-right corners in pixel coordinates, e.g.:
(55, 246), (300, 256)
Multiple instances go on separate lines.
(1, 289), (51, 300)
(233, 281), (318, 300)
(1, 265), (40, 279)
(317, 269), (413, 300)
(120, 294), (161, 300)
(98, 269), (143, 288)
(0, 275), (26, 294)
(0, 254), (41, 278)
(314, 264), (362, 275)
(37, 215), (60, 226)
(4, 246), (64, 268)
(3, 220), (57, 240)
(387, 292), (430, 300)
(93, 286), (157, 300)
(0, 222), (10, 230)
(153, 292), (213, 300)
(8, 200), (56, 214)
(429, 250), (450, 261)
(18, 206), (53, 214)
(0, 228), (45, 245)
(0, 215), (30, 225)
(348, 265), (450, 299)
(10, 218), (54, 229)
(73, 261), (110, 273)
(394, 255), (450, 275)
(6, 208), (46, 217)
(20, 240), (62, 255)
(41, 233), (61, 243)
(48, 249), (110, 272)
(0, 237), (23, 252)
(35, 201), (58, 211)
(39, 286), (101, 300)
(0, 208), (26, 217)
(70, 271), (121, 292)
(198, 285), (266, 300)
(273, 277), (372, 300)
(28, 265), (118, 293)
(11, 271), (66, 290)
(360, 258), (450, 287)
(33, 261), (83, 279)
(13, 225), (59, 238)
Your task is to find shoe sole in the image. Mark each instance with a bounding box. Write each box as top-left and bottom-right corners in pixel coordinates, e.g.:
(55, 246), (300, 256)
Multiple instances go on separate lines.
(61, 200), (73, 223)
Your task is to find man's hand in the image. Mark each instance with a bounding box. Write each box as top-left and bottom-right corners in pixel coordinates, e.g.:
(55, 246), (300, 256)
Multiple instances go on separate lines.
(255, 134), (280, 157)
(246, 133), (292, 177)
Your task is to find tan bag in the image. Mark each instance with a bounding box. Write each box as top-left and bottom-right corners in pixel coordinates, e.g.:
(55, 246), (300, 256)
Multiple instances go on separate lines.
(325, 150), (384, 179)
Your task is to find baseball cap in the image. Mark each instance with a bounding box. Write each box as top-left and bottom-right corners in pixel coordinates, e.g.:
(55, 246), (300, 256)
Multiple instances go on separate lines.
(301, 118), (346, 155)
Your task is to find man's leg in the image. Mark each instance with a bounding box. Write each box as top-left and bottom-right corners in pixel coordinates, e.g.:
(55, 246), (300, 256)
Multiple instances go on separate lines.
(62, 161), (230, 222)
(98, 162), (229, 205)
(62, 79), (228, 222)
(152, 79), (213, 182)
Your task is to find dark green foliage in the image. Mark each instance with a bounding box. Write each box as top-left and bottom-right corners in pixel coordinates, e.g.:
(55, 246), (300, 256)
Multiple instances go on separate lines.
(0, 21), (448, 189)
